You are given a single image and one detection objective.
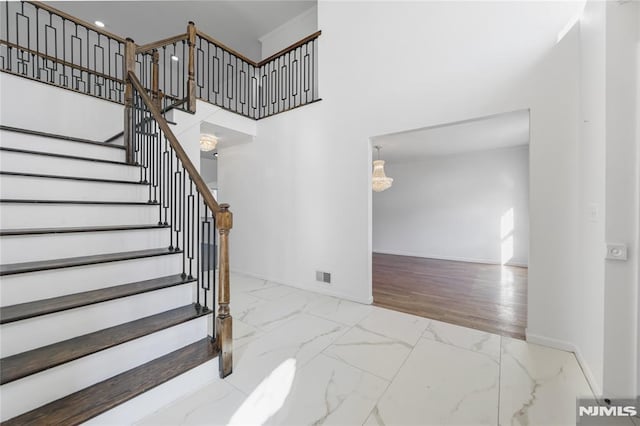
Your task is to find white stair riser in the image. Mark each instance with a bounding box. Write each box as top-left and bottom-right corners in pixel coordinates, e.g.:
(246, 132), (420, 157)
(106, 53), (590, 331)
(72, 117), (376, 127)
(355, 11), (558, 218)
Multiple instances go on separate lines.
(107, 135), (125, 146)
(1, 255), (185, 306)
(0, 175), (151, 202)
(87, 357), (219, 426)
(0, 203), (161, 228)
(0, 228), (170, 263)
(0, 284), (194, 357)
(0, 130), (124, 162)
(0, 316), (209, 422)
(0, 151), (139, 181)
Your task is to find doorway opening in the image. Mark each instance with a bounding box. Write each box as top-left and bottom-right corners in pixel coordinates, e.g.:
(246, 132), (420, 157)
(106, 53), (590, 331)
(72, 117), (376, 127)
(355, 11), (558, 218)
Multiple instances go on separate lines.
(370, 110), (530, 339)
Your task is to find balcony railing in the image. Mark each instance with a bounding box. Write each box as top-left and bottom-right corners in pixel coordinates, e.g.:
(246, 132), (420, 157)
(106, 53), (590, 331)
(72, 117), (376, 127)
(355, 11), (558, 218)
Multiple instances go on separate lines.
(1, 1), (321, 120)
(0, 1), (126, 103)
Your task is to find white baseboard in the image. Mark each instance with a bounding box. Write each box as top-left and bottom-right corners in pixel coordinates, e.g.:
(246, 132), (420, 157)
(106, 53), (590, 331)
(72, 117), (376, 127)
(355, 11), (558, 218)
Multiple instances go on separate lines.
(372, 250), (529, 268)
(526, 331), (602, 398)
(230, 269), (373, 305)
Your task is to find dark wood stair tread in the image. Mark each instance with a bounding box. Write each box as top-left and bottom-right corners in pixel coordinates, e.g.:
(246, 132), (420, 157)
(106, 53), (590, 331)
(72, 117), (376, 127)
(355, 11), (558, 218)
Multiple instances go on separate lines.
(0, 274), (196, 324)
(3, 337), (218, 426)
(0, 224), (169, 236)
(0, 171), (146, 185)
(0, 304), (211, 385)
(0, 199), (159, 206)
(0, 248), (181, 276)
(0, 125), (125, 149)
(0, 147), (140, 167)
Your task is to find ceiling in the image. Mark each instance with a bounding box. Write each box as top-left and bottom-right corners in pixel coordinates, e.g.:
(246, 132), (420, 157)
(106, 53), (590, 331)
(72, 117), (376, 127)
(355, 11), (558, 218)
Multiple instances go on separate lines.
(371, 109), (530, 164)
(46, 1), (316, 59)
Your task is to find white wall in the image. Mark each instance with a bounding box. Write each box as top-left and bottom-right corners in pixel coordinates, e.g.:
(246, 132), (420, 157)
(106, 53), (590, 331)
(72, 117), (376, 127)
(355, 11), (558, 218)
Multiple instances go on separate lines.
(637, 4), (640, 400)
(373, 146), (529, 267)
(0, 73), (122, 141)
(219, 1), (583, 309)
(200, 156), (218, 189)
(168, 99), (257, 177)
(259, 6), (318, 60)
(602, 0), (639, 399)
(574, 0), (606, 396)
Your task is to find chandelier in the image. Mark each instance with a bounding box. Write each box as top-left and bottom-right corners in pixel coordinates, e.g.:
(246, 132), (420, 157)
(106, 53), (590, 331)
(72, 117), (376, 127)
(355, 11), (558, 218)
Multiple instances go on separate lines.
(200, 133), (218, 152)
(372, 146), (393, 192)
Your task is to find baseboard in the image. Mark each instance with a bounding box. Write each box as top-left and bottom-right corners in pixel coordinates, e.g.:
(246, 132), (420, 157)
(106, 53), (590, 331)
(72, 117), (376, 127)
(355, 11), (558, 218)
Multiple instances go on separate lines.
(372, 250), (529, 268)
(229, 269), (373, 305)
(526, 331), (602, 398)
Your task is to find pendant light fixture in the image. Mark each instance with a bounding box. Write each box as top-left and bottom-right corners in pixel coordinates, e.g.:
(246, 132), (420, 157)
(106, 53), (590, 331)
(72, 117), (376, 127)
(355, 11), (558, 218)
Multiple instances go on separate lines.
(372, 145), (393, 192)
(200, 133), (218, 152)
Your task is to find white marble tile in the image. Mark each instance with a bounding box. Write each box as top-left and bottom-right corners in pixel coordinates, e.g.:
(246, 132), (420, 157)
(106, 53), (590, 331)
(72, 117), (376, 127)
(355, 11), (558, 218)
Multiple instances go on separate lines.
(263, 354), (388, 426)
(233, 318), (263, 349)
(232, 292), (268, 324)
(136, 378), (246, 426)
(358, 307), (429, 346)
(499, 337), (593, 426)
(323, 326), (413, 381)
(230, 273), (279, 295)
(238, 291), (318, 331)
(227, 313), (346, 394)
(422, 319), (501, 361)
(371, 337), (500, 425)
(306, 296), (373, 326)
(245, 283), (297, 301)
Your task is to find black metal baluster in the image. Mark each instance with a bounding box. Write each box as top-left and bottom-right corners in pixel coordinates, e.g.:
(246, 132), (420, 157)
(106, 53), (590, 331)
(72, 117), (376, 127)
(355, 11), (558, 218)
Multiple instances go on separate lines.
(202, 206), (210, 311)
(174, 154), (181, 253)
(212, 212), (217, 314)
(155, 121), (160, 203)
(162, 134), (169, 226)
(196, 191), (201, 308)
(169, 144), (175, 251)
(181, 165), (186, 277)
(187, 179), (194, 280)
(312, 39), (316, 100)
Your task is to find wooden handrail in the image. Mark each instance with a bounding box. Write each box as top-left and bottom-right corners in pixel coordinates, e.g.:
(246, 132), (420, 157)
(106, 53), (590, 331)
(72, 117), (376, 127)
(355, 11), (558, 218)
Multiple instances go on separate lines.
(136, 33), (189, 54)
(257, 30), (322, 66)
(27, 1), (127, 44)
(0, 40), (125, 84)
(127, 71), (221, 214)
(195, 30), (259, 67)
(195, 29), (322, 68)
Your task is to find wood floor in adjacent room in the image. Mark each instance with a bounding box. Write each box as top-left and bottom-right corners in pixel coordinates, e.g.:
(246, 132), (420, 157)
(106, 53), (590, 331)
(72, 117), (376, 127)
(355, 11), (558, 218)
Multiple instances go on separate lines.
(372, 253), (528, 340)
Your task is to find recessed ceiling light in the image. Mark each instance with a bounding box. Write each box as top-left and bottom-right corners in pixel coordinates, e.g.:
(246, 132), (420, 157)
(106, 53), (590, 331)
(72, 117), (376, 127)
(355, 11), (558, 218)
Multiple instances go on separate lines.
(170, 55), (179, 62)
(94, 20), (105, 28)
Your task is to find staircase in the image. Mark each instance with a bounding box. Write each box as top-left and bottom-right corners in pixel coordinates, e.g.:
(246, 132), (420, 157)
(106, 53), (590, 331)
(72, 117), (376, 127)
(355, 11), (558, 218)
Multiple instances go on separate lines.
(0, 120), (224, 423)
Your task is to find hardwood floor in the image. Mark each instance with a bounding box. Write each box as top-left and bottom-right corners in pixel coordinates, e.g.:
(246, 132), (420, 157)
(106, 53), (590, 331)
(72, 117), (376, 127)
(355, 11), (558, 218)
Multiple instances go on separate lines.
(373, 253), (527, 340)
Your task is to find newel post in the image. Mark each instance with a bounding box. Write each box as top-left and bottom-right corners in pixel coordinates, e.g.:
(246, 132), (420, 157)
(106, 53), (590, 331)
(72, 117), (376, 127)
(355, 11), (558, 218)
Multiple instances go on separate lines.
(123, 37), (136, 164)
(151, 49), (161, 109)
(186, 21), (197, 113)
(216, 203), (233, 378)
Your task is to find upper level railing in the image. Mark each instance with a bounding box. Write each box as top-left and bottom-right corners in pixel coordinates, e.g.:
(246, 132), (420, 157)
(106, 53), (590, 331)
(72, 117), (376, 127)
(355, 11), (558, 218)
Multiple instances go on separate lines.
(0, 1), (321, 120)
(0, 1), (126, 103)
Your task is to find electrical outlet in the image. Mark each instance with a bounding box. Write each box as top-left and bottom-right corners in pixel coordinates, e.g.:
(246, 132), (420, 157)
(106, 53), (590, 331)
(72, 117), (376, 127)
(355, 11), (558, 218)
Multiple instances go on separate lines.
(605, 243), (627, 261)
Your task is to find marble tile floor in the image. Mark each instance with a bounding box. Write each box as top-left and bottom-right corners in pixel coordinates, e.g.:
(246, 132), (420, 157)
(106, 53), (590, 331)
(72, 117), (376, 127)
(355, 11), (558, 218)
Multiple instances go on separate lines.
(137, 273), (623, 426)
